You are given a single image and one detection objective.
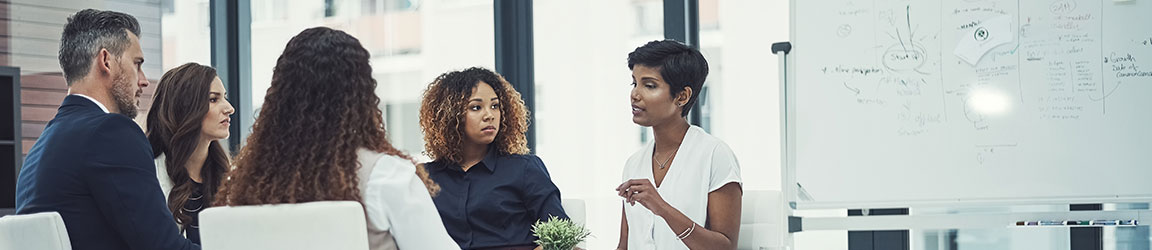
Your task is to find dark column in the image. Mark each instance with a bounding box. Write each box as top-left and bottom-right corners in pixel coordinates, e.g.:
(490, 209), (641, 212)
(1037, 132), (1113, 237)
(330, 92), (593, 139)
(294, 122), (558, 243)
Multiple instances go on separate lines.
(663, 0), (702, 126)
(494, 0), (536, 152)
(210, 0), (252, 152)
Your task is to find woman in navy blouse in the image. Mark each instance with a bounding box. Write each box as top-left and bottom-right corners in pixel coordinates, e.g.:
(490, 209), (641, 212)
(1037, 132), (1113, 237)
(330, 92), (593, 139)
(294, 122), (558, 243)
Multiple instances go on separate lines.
(419, 67), (568, 250)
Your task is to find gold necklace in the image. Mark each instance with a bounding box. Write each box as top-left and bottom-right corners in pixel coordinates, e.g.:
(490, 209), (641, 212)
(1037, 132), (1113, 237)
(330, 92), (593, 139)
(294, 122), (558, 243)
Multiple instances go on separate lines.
(655, 147), (679, 169)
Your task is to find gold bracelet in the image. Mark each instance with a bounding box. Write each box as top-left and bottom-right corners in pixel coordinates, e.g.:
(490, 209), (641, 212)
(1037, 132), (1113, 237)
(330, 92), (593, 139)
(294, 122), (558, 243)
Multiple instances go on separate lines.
(676, 223), (695, 240)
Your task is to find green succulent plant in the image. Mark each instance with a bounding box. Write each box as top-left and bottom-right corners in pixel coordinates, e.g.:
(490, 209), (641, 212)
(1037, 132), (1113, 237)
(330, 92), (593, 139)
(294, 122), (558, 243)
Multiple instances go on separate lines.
(532, 215), (591, 250)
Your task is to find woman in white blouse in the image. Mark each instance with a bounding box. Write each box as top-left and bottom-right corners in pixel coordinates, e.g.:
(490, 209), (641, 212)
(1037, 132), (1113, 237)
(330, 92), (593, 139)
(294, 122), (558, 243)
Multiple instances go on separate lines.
(212, 27), (458, 250)
(616, 40), (743, 250)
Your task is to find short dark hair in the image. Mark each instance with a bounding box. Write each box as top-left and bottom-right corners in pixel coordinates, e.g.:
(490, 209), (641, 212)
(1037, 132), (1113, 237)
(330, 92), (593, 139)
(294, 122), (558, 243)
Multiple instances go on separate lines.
(59, 9), (141, 85)
(627, 40), (709, 117)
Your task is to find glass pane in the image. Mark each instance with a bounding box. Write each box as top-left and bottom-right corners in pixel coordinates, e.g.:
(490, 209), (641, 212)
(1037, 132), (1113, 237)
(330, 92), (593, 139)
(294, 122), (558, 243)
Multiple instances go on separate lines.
(0, 1), (186, 211)
(3, 1), (172, 155)
(158, 0), (213, 133)
(162, 0), (213, 71)
(695, 0), (790, 193)
(533, 0), (661, 249)
(246, 0), (495, 158)
(917, 227), (1073, 250)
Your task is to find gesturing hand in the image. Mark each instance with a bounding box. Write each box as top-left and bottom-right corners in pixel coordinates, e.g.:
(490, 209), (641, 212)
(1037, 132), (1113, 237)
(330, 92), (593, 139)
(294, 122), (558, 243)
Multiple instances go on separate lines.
(616, 179), (670, 217)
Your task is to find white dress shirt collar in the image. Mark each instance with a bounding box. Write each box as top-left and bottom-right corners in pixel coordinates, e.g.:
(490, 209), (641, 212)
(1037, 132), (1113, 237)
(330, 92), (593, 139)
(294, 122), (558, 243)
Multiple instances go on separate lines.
(71, 94), (110, 113)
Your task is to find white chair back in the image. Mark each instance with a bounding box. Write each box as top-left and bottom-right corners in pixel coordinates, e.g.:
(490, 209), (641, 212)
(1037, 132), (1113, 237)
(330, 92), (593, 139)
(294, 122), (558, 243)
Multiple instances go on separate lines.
(739, 190), (785, 250)
(0, 211), (72, 250)
(560, 199), (588, 249)
(199, 201), (369, 250)
(561, 198), (586, 225)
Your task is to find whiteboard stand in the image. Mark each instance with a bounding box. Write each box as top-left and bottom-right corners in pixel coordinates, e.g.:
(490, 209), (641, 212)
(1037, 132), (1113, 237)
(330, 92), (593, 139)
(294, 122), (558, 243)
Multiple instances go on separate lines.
(773, 41), (800, 249)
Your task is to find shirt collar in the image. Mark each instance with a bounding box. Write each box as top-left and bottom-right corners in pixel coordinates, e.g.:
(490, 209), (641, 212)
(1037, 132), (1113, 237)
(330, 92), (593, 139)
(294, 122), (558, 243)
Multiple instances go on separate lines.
(71, 94), (110, 113)
(478, 147), (499, 172)
(431, 147), (501, 173)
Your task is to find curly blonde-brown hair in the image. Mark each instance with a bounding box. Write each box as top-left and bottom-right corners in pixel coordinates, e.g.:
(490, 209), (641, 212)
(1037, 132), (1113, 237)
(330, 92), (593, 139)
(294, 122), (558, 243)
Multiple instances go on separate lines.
(419, 67), (530, 164)
(215, 27), (438, 207)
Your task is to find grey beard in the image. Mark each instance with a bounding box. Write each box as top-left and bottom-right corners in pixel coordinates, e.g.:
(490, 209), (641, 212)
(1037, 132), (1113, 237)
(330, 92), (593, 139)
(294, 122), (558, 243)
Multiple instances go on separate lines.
(110, 75), (138, 119)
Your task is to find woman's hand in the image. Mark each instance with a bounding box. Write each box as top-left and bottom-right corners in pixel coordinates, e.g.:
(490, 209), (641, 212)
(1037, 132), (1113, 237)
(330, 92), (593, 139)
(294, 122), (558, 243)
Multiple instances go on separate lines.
(616, 179), (671, 217)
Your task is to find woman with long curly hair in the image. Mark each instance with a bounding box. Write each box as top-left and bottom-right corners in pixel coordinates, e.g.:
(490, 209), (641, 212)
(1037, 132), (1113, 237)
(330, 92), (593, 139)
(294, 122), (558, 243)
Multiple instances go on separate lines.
(147, 62), (233, 244)
(420, 67), (567, 250)
(214, 27), (457, 250)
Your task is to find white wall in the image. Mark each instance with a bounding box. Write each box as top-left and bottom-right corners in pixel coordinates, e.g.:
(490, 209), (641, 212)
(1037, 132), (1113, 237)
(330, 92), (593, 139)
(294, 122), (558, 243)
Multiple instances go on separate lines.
(709, 0), (789, 192)
(533, 1), (646, 249)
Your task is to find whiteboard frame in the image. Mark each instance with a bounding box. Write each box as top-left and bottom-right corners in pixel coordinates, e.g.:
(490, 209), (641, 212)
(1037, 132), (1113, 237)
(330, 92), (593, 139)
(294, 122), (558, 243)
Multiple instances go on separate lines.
(803, 209), (1151, 231)
(796, 196), (1152, 210)
(782, 0), (798, 211)
(783, 0), (1152, 210)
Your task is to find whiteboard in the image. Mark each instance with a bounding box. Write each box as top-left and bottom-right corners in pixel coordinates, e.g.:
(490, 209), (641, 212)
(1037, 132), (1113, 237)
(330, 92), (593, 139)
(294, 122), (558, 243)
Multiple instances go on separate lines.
(791, 0), (1152, 207)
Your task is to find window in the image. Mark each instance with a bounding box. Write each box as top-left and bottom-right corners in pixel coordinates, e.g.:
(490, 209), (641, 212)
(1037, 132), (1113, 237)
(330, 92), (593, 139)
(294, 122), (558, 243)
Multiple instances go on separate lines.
(361, 0), (420, 15)
(324, 0), (337, 17)
(247, 0), (494, 159)
(162, 0), (213, 71)
(252, 0), (289, 23)
(0, 0), (197, 211)
(533, 1), (661, 249)
(633, 0), (663, 36)
(0, 1), (171, 157)
(694, 0), (788, 192)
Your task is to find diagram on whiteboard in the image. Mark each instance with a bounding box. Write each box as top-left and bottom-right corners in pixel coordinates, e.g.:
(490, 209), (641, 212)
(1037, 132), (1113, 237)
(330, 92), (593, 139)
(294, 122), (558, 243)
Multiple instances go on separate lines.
(794, 0), (1152, 204)
(807, 0), (1150, 138)
(817, 1), (948, 137)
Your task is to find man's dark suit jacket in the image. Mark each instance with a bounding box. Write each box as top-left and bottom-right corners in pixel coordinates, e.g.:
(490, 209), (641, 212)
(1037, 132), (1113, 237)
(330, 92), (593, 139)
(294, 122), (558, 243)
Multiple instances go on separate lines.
(16, 95), (198, 250)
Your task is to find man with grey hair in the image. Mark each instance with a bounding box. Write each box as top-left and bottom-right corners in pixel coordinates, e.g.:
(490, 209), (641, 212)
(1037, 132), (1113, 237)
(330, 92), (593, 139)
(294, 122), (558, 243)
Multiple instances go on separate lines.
(15, 9), (199, 250)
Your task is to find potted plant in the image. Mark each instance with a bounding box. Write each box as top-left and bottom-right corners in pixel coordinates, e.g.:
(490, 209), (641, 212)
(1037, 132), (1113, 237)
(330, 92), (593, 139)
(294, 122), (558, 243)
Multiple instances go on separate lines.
(532, 215), (591, 250)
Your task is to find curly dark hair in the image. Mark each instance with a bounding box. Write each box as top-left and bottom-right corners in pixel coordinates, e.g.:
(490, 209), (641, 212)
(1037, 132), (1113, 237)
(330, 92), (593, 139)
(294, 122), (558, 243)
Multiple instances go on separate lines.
(216, 27), (438, 206)
(146, 62), (229, 232)
(419, 67), (529, 164)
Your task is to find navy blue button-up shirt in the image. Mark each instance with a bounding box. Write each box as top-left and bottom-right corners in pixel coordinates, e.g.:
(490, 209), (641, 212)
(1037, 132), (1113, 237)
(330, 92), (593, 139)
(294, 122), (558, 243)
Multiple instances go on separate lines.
(426, 150), (568, 250)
